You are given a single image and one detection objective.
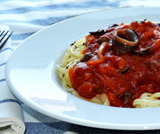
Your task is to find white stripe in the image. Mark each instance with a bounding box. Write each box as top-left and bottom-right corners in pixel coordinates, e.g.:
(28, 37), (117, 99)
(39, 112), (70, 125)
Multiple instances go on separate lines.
(12, 41), (22, 46)
(0, 1), (54, 10)
(9, 23), (44, 34)
(52, 0), (93, 4)
(119, 0), (160, 7)
(0, 0), (95, 10)
(0, 50), (12, 63)
(0, 9), (101, 21)
(0, 66), (5, 80)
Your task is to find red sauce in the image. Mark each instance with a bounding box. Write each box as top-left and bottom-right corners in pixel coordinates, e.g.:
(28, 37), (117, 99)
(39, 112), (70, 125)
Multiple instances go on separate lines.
(69, 21), (160, 108)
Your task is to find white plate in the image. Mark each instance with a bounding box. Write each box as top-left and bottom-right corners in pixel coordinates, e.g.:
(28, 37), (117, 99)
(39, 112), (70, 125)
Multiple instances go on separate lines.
(6, 7), (160, 130)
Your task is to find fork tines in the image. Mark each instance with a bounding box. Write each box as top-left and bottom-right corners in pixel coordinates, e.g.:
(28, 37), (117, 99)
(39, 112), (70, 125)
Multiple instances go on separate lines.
(0, 30), (13, 50)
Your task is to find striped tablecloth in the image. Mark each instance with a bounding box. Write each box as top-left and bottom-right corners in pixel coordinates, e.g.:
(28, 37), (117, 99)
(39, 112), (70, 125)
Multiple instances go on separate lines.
(1, 0), (160, 134)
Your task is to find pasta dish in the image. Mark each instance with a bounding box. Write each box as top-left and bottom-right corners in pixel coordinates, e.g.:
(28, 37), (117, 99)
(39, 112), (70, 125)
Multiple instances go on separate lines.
(57, 20), (160, 108)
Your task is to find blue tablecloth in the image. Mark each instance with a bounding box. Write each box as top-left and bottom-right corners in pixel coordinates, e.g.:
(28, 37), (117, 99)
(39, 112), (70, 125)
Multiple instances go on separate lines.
(1, 0), (160, 133)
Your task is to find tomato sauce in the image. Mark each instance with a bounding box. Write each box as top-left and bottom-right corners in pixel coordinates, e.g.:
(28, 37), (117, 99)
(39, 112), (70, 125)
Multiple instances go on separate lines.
(69, 20), (160, 108)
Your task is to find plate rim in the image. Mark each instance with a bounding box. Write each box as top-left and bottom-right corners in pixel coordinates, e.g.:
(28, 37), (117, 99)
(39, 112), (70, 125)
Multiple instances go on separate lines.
(6, 6), (160, 130)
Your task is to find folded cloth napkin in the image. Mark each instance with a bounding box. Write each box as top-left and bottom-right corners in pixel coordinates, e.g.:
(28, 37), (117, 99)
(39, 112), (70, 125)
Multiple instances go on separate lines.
(0, 25), (25, 134)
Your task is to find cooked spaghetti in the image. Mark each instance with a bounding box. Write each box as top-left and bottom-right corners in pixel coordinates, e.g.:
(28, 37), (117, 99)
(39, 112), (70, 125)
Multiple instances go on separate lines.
(57, 20), (160, 108)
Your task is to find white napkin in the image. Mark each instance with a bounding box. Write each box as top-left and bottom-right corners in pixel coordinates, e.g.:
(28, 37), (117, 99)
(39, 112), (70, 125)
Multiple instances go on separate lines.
(0, 25), (25, 134)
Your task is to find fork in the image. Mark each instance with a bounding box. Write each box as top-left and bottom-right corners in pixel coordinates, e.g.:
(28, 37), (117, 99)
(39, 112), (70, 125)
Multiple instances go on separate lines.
(0, 30), (13, 50)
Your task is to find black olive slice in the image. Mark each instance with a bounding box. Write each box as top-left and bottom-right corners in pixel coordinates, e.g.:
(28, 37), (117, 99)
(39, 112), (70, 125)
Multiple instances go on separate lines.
(98, 36), (110, 44)
(80, 53), (93, 62)
(156, 23), (160, 27)
(133, 47), (151, 55)
(120, 65), (130, 74)
(108, 24), (119, 28)
(89, 29), (105, 36)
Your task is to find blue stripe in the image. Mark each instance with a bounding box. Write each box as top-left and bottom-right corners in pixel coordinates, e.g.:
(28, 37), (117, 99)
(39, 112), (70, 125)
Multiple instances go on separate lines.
(12, 32), (35, 41)
(0, 47), (13, 52)
(0, 0), (63, 2)
(25, 122), (156, 134)
(0, 79), (5, 82)
(0, 16), (71, 26)
(6, 16), (73, 41)
(0, 99), (21, 105)
(0, 1), (119, 14)
(0, 62), (6, 67)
